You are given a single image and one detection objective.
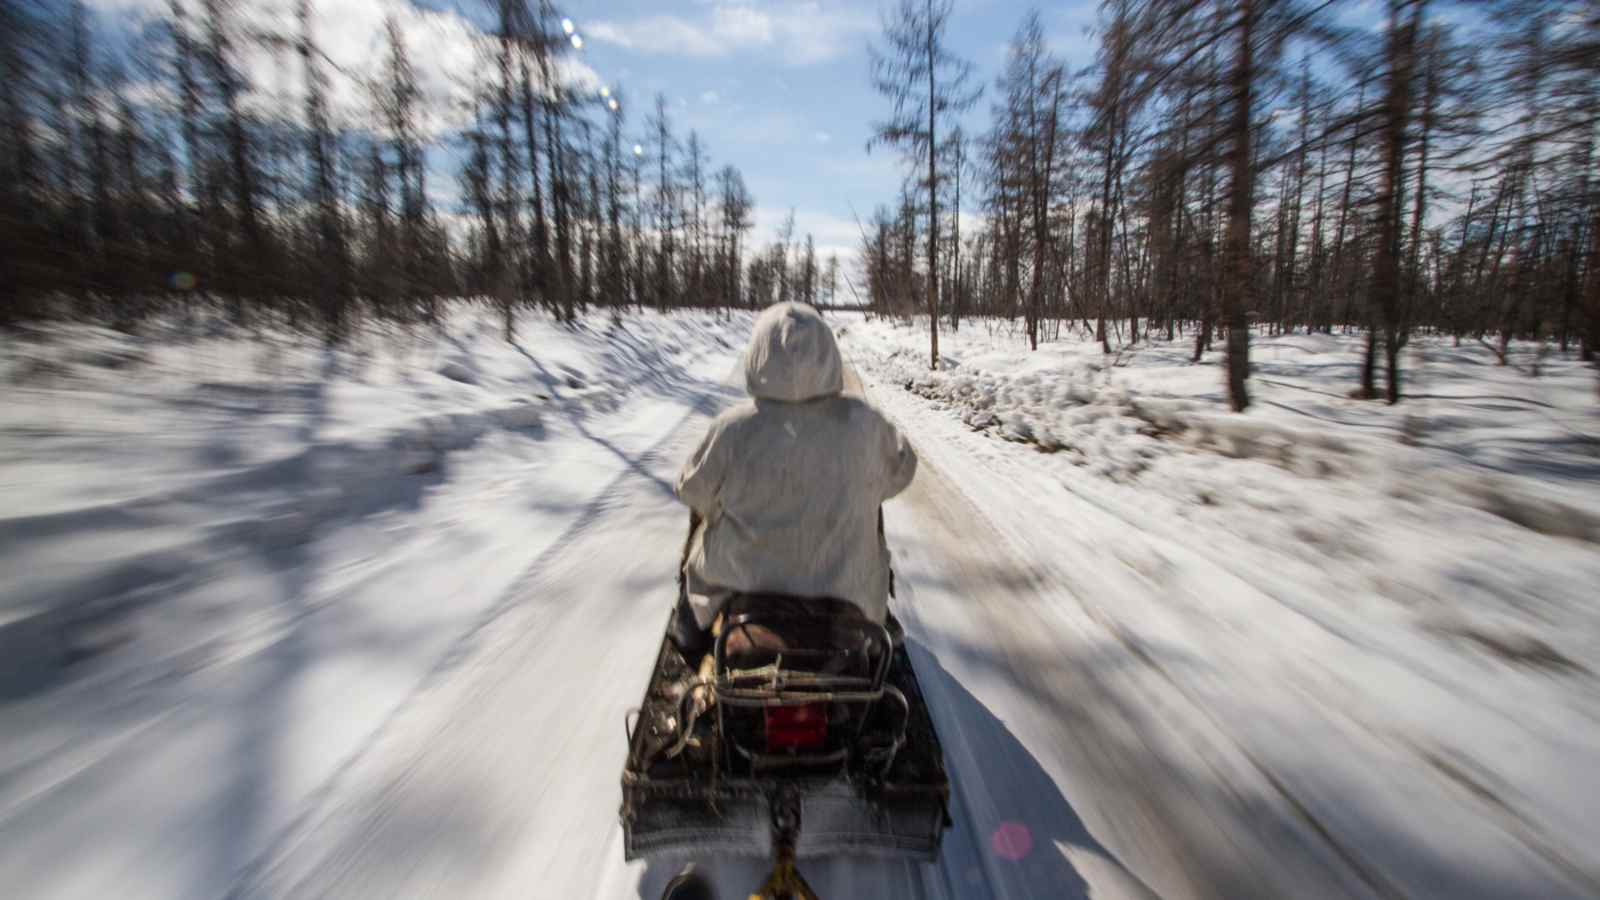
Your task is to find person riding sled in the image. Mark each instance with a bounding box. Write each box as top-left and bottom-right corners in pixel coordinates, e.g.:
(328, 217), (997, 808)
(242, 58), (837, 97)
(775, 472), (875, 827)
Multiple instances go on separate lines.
(668, 301), (917, 656)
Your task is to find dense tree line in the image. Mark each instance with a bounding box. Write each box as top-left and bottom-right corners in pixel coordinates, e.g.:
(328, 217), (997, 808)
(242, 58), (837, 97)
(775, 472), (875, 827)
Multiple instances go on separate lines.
(864, 0), (1598, 406)
(0, 0), (802, 340)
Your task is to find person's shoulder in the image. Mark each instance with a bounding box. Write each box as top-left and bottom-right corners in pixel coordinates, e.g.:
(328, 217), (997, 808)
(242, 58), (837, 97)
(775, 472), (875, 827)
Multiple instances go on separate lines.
(709, 399), (761, 430)
(828, 395), (895, 427)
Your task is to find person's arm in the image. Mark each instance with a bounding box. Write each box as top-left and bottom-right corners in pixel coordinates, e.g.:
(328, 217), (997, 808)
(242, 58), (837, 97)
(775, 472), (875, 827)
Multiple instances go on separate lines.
(675, 422), (727, 516)
(882, 421), (918, 500)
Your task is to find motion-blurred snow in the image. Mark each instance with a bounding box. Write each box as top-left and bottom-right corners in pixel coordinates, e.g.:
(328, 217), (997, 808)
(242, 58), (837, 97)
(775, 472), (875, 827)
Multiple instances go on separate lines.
(3, 309), (1596, 899)
(0, 305), (748, 899)
(841, 315), (1600, 897)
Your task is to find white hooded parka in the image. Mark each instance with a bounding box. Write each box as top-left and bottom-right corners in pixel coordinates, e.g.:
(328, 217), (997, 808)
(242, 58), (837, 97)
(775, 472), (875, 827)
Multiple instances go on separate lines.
(675, 302), (917, 627)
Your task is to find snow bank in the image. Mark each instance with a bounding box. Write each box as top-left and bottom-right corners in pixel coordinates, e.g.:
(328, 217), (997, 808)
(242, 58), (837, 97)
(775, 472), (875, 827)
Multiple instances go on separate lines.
(853, 320), (1600, 539)
(841, 314), (1600, 895)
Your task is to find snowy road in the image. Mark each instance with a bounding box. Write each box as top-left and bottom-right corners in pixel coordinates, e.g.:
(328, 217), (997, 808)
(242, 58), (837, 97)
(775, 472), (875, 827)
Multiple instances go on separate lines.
(213, 365), (1366, 900)
(5, 310), (1596, 899)
(841, 323), (1600, 900)
(213, 362), (1205, 900)
(227, 369), (742, 900)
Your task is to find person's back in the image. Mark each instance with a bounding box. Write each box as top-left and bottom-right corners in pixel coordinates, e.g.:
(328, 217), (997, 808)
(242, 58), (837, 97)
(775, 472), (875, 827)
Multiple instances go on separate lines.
(675, 302), (917, 633)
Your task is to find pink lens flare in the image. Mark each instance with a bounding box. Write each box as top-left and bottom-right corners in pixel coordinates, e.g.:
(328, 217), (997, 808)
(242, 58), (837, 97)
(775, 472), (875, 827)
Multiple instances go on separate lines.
(991, 821), (1033, 861)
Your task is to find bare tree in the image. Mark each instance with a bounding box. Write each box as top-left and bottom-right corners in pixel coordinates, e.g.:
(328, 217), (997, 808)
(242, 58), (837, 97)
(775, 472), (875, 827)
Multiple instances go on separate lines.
(869, 0), (981, 368)
(298, 0), (349, 340)
(685, 130), (708, 304)
(717, 164), (754, 308)
(799, 233), (818, 306)
(201, 0), (267, 316)
(992, 12), (1065, 351)
(648, 93), (677, 309)
(1367, 0), (1427, 403)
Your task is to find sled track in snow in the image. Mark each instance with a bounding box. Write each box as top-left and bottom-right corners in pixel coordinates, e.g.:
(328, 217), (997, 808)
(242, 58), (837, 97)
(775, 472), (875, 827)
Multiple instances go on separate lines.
(1034, 450), (1599, 900)
(850, 356), (1380, 900)
(224, 368), (741, 900)
(852, 349), (1600, 900)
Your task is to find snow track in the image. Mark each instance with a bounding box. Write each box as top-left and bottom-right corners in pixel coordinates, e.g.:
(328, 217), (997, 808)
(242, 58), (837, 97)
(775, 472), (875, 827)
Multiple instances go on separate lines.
(841, 320), (1600, 900)
(6, 311), (1596, 899)
(226, 375), (745, 900)
(872, 389), (1359, 900)
(213, 362), (1231, 900)
(0, 309), (756, 900)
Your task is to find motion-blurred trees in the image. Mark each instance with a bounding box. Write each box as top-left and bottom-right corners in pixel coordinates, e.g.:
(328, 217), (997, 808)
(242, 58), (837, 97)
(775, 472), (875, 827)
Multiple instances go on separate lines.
(0, 0), (769, 339)
(872, 0), (1597, 406)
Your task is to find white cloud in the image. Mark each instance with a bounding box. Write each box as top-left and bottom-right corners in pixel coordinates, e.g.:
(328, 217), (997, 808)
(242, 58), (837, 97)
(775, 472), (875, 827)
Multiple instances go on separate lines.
(818, 153), (900, 184)
(712, 5), (775, 46)
(750, 206), (863, 263)
(587, 2), (872, 66)
(586, 17), (723, 57)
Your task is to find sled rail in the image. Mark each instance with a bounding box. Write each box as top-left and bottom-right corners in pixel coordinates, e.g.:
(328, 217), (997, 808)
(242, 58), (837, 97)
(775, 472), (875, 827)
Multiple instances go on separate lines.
(620, 634), (949, 863)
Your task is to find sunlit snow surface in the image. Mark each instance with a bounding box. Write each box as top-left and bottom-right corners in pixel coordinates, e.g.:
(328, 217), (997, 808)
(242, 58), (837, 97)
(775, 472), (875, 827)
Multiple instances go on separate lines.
(838, 315), (1600, 898)
(2, 309), (1596, 899)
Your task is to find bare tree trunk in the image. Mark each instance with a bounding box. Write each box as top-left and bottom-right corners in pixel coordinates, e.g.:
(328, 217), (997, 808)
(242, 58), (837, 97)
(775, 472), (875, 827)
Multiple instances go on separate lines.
(1220, 0), (1255, 411)
(1406, 27), (1438, 323)
(1119, 154), (1138, 345)
(1583, 205), (1599, 363)
(1098, 132), (1116, 355)
(925, 0), (940, 369)
(951, 131), (963, 333)
(1329, 87), (1363, 335)
(520, 53), (548, 304)
(1371, 0), (1424, 404)
(169, 0), (204, 308)
(495, 2), (522, 338)
(203, 0), (263, 320)
(1280, 65), (1312, 333)
(300, 0), (347, 343)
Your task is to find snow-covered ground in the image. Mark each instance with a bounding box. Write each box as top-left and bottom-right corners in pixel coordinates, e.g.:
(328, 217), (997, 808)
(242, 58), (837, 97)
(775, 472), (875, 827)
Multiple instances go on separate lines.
(3, 307), (1597, 899)
(0, 306), (750, 898)
(840, 315), (1600, 898)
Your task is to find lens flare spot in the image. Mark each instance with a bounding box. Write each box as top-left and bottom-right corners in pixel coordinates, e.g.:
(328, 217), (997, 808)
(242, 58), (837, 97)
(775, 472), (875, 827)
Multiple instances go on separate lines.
(561, 17), (574, 34)
(632, 143), (644, 156)
(570, 34), (583, 49)
(599, 86), (610, 98)
(991, 821), (1033, 861)
(170, 271), (197, 291)
(607, 98), (619, 111)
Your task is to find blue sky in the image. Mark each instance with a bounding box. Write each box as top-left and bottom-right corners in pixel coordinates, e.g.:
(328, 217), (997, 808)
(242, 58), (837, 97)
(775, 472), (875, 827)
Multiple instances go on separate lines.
(568, 0), (1106, 260)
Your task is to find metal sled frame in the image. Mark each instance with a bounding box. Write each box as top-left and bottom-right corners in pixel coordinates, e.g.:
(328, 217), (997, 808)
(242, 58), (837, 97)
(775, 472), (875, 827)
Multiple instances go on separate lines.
(621, 508), (950, 894)
(620, 632), (948, 863)
(710, 607), (907, 779)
